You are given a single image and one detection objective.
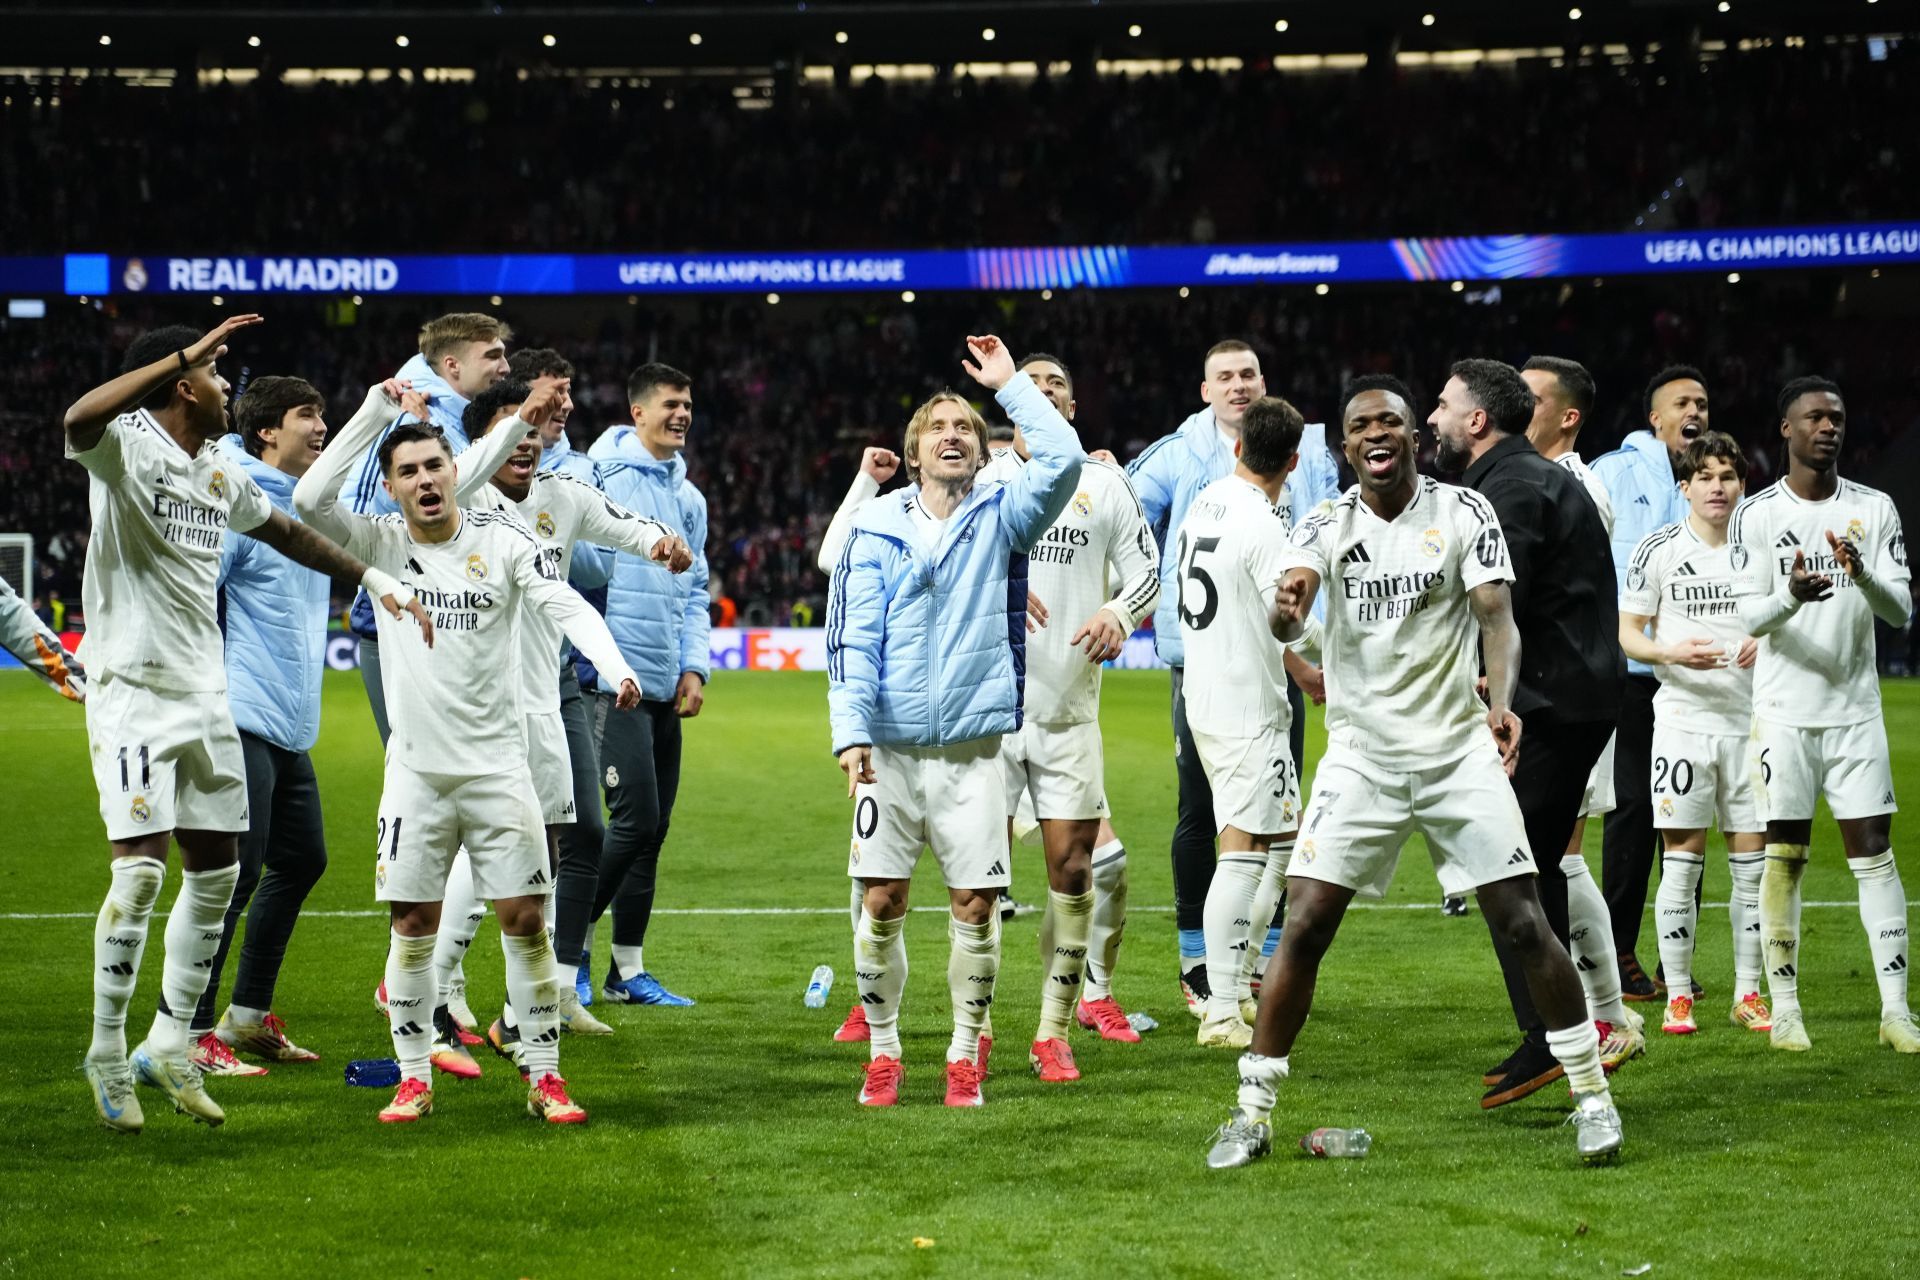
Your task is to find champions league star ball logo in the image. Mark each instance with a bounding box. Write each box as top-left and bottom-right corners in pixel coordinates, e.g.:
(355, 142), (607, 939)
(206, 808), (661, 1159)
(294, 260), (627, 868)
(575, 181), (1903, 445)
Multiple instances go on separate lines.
(1072, 492), (1092, 518)
(1421, 529), (1443, 557)
(536, 512), (557, 539)
(129, 795), (151, 824)
(208, 470), (227, 500)
(466, 554), (489, 581)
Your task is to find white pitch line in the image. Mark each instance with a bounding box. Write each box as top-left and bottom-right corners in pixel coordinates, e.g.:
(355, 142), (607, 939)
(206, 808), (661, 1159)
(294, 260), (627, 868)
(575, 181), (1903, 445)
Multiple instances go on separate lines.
(3, 901), (1913, 922)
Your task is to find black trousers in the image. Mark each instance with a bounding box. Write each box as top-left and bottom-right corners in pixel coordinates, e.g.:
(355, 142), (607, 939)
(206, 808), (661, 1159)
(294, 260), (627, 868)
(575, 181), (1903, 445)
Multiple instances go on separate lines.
(588, 694), (682, 954)
(170, 732), (329, 1031)
(1488, 717), (1613, 1041)
(550, 665), (608, 967)
(1601, 674), (1660, 955)
(1168, 667), (1303, 942)
(357, 633), (391, 745)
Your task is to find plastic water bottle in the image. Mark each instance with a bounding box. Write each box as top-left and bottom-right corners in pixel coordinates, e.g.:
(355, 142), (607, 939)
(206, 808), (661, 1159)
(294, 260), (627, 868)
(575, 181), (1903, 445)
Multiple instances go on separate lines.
(1300, 1127), (1371, 1158)
(804, 965), (835, 1008)
(1126, 1012), (1160, 1034)
(344, 1058), (401, 1088)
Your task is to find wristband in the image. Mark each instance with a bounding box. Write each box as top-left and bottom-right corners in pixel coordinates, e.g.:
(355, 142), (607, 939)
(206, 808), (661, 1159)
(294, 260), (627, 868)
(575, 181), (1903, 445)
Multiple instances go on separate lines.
(176, 350), (189, 372)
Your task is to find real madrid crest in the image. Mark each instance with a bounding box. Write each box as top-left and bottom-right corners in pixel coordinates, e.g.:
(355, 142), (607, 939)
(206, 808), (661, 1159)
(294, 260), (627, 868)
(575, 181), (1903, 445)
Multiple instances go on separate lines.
(1072, 491), (1092, 517)
(130, 795), (151, 824)
(1846, 518), (1866, 546)
(466, 554), (488, 581)
(536, 512), (557, 539)
(209, 469), (227, 500)
(1421, 528), (1443, 557)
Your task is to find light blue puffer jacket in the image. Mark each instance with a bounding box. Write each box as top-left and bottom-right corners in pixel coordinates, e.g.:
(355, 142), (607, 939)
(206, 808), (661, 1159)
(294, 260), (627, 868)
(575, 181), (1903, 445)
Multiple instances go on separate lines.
(1127, 408), (1341, 666)
(827, 372), (1085, 755)
(587, 429), (711, 695)
(1591, 429), (1688, 677)
(215, 436), (330, 753)
(342, 354), (473, 638)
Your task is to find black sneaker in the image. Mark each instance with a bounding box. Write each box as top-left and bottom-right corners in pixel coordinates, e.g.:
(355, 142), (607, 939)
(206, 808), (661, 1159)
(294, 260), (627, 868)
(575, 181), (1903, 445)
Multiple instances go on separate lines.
(1180, 962), (1212, 1018)
(1482, 1039), (1525, 1086)
(1441, 896), (1470, 918)
(1619, 953), (1661, 1003)
(998, 894), (1035, 922)
(1481, 1039), (1565, 1109)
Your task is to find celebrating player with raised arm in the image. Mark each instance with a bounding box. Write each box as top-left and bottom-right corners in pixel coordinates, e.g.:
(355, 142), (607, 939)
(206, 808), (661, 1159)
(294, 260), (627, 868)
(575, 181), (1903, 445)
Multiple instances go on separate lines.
(457, 379), (692, 1068)
(294, 379), (645, 1124)
(64, 316), (429, 1133)
(826, 335), (1085, 1108)
(1729, 377), (1916, 1054)
(1205, 376), (1623, 1171)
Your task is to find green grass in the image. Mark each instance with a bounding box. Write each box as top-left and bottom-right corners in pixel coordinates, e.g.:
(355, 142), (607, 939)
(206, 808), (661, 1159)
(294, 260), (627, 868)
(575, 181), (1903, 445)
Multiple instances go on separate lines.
(2, 670), (1918, 1278)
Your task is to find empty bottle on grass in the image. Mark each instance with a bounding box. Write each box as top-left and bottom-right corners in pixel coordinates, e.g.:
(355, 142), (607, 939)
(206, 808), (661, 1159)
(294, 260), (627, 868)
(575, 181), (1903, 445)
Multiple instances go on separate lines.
(804, 965), (835, 1008)
(1300, 1127), (1371, 1158)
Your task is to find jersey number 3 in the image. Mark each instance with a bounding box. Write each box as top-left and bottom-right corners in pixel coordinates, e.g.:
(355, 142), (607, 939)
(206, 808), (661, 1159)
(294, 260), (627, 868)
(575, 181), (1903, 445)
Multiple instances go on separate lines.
(1177, 532), (1221, 631)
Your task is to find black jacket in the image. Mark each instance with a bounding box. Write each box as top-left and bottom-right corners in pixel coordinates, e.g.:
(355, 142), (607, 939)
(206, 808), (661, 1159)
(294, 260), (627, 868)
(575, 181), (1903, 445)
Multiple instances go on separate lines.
(1461, 434), (1624, 724)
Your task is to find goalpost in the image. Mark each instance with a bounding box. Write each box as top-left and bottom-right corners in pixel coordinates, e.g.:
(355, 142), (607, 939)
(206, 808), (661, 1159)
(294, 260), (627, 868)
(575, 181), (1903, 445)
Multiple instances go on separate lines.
(0, 533), (31, 598)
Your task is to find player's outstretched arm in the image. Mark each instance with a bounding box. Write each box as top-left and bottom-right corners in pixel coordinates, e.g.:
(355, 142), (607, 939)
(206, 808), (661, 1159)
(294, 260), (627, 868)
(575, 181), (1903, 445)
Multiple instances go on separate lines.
(517, 547), (642, 707)
(1267, 568), (1321, 643)
(572, 480), (692, 573)
(61, 314), (263, 453)
(817, 448), (899, 574)
(294, 382), (410, 543)
(965, 335), (1085, 551)
(1468, 580), (1523, 773)
(452, 382), (560, 503)
(246, 509), (433, 647)
(0, 577), (85, 702)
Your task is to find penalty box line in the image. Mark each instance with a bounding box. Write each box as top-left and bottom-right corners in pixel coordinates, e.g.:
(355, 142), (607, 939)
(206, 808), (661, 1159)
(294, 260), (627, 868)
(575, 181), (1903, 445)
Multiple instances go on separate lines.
(4, 901), (1914, 921)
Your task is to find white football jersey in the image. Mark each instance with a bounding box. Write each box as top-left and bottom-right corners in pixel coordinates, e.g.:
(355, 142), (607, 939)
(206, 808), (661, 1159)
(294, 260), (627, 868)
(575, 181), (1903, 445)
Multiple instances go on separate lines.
(1729, 477), (1909, 728)
(1177, 474), (1297, 739)
(1557, 452), (1615, 538)
(1017, 458), (1159, 725)
(1618, 520), (1752, 735)
(339, 507), (638, 774)
(1283, 477), (1515, 769)
(471, 472), (677, 715)
(68, 411), (274, 693)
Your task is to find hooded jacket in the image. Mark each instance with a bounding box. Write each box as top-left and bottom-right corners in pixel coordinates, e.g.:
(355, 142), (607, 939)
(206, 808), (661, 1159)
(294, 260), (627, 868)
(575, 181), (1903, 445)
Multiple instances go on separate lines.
(1127, 408), (1342, 666)
(215, 435), (331, 752)
(1590, 429), (1688, 676)
(584, 428), (711, 696)
(826, 371), (1085, 755)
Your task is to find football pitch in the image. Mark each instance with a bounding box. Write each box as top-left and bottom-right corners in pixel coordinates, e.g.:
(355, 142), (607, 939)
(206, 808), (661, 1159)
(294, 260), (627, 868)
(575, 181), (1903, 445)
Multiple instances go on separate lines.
(1, 670), (1916, 1278)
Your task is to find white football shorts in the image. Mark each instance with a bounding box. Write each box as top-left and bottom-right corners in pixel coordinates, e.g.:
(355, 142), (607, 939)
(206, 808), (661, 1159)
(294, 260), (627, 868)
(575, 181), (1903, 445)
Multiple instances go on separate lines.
(1651, 722), (1760, 833)
(1191, 726), (1300, 836)
(1751, 716), (1897, 823)
(526, 709), (577, 826)
(1581, 730), (1617, 819)
(1001, 719), (1109, 823)
(374, 758), (548, 903)
(1290, 741), (1534, 900)
(849, 738), (1011, 890)
(86, 675), (248, 840)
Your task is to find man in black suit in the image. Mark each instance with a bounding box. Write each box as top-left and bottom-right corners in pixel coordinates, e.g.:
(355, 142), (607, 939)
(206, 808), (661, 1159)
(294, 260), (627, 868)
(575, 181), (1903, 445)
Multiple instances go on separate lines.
(1429, 359), (1628, 1108)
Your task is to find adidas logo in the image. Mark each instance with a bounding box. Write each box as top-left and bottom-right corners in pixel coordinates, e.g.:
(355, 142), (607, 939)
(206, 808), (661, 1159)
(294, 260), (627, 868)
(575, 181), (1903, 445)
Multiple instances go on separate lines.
(100, 961), (134, 977)
(1506, 848), (1529, 866)
(1340, 542), (1372, 565)
(393, 1020), (425, 1037)
(1771, 964), (1797, 981)
(1746, 922), (1761, 932)
(1885, 955), (1909, 974)
(1673, 561), (1697, 576)
(986, 861), (1006, 877)
(966, 997), (993, 1009)
(861, 991), (886, 1005)
(1775, 530), (1801, 548)
(527, 869), (549, 886)
(1051, 974), (1083, 987)
(1576, 956), (1598, 973)
(1664, 927), (1691, 941)
(1886, 791), (1898, 805)
(406, 557), (425, 575)
(530, 1028), (560, 1044)
(194, 957), (215, 969)
(1634, 495), (1651, 506)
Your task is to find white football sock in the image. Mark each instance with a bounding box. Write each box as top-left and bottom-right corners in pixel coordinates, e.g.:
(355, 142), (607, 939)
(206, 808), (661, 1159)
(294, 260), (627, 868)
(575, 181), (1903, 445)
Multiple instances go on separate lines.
(89, 856), (165, 1062)
(1728, 852), (1765, 997)
(1761, 844), (1808, 1015)
(947, 913), (1000, 1064)
(505, 930), (562, 1080)
(1562, 853), (1628, 1024)
(1037, 889), (1092, 1041)
(1084, 840), (1128, 1002)
(227, 1003), (268, 1027)
(386, 930), (437, 1084)
(849, 881), (863, 933)
(433, 850), (488, 1009)
(1235, 1051), (1289, 1124)
(854, 910), (907, 1059)
(611, 943), (645, 978)
(1851, 851), (1910, 1018)
(1203, 852), (1264, 1023)
(147, 863), (239, 1057)
(1240, 841), (1292, 1003)
(1545, 1022), (1609, 1098)
(1654, 852), (1705, 997)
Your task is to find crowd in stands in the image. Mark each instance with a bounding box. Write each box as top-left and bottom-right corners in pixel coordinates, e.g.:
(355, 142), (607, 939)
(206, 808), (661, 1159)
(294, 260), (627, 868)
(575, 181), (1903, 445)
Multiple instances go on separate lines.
(4, 273), (1915, 641)
(2, 41), (1915, 253)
